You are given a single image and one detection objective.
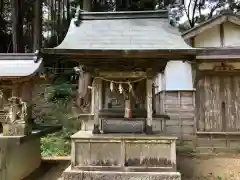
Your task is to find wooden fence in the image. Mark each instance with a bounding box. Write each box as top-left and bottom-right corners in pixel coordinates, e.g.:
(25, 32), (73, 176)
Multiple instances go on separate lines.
(155, 90), (196, 144)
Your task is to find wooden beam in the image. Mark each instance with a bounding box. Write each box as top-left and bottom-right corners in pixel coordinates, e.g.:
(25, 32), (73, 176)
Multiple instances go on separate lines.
(43, 48), (197, 58)
(197, 55), (240, 60)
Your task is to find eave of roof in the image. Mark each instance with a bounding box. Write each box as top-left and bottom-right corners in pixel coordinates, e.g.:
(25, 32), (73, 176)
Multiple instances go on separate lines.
(0, 53), (43, 79)
(196, 47), (240, 61)
(182, 12), (240, 40)
(42, 48), (198, 57)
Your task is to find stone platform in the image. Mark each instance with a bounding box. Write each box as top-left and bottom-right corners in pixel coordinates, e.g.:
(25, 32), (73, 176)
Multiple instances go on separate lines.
(64, 166), (181, 180)
(63, 131), (181, 180)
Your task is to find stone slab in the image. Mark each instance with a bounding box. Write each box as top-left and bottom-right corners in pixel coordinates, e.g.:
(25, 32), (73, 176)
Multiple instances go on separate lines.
(63, 166), (181, 180)
(71, 131), (178, 140)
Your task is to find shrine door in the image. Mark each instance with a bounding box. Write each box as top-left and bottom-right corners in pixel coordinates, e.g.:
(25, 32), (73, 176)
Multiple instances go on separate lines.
(196, 75), (240, 132)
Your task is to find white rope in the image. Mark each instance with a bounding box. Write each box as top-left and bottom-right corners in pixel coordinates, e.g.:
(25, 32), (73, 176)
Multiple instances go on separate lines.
(95, 76), (146, 84)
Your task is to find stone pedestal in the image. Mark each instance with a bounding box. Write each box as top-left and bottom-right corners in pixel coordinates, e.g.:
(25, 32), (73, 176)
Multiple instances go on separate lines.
(63, 131), (181, 180)
(0, 125), (61, 180)
(2, 123), (31, 136)
(0, 139), (41, 180)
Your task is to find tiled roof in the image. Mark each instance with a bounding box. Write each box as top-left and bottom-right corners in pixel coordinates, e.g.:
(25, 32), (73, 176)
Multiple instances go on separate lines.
(55, 10), (192, 50)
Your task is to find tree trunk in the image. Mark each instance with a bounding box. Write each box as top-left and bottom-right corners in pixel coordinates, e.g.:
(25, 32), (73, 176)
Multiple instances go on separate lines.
(33, 0), (42, 52)
(12, 0), (24, 53)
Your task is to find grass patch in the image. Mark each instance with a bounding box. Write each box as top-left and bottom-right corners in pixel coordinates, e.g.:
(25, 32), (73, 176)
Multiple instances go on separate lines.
(40, 128), (76, 157)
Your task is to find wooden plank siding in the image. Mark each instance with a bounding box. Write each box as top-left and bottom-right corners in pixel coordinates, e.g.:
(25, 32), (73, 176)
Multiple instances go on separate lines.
(196, 75), (240, 132)
(155, 91), (195, 143)
(195, 75), (240, 152)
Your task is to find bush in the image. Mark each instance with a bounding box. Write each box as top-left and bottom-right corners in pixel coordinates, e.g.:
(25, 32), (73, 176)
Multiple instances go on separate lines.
(46, 82), (73, 103)
(40, 128), (76, 157)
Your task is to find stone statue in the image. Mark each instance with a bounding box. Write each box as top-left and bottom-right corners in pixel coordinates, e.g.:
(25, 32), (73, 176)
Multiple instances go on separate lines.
(2, 97), (29, 136)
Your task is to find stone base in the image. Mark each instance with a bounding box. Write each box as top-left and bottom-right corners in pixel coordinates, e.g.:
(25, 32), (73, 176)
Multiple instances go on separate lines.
(0, 138), (41, 180)
(2, 123), (31, 136)
(63, 166), (181, 180)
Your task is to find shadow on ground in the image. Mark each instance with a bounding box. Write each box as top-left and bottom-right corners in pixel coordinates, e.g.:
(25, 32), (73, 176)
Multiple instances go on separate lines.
(23, 159), (70, 180)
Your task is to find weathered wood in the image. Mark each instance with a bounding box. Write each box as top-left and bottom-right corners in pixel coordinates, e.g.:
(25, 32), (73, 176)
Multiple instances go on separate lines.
(196, 75), (240, 132)
(77, 70), (92, 113)
(156, 91), (195, 141)
(92, 78), (101, 134)
(146, 78), (153, 134)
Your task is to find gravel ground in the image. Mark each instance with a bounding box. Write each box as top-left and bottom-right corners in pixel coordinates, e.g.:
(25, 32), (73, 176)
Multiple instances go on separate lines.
(24, 154), (240, 180)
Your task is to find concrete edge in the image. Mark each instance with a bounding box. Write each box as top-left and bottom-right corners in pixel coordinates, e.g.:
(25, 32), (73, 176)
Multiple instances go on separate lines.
(63, 165), (181, 176)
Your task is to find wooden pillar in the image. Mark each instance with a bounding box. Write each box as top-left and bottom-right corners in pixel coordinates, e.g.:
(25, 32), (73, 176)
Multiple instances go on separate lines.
(91, 86), (95, 114)
(98, 79), (102, 110)
(83, 0), (91, 11)
(92, 78), (101, 134)
(146, 71), (153, 134)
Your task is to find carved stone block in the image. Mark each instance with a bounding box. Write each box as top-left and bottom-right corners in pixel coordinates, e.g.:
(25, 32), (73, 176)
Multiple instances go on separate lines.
(2, 123), (31, 136)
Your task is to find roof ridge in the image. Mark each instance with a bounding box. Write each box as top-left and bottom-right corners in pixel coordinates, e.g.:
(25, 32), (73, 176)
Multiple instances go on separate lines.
(76, 10), (168, 21)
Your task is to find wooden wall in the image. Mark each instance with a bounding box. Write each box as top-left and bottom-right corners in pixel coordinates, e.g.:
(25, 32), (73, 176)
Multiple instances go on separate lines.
(195, 74), (240, 152)
(155, 90), (195, 143)
(196, 75), (240, 132)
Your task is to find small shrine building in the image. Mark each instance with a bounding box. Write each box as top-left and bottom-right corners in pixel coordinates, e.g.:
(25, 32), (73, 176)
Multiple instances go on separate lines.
(43, 9), (197, 180)
(183, 12), (240, 151)
(43, 10), (196, 134)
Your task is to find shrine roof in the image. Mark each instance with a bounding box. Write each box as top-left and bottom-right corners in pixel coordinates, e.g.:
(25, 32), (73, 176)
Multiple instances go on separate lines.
(44, 10), (194, 54)
(182, 12), (240, 40)
(0, 53), (43, 79)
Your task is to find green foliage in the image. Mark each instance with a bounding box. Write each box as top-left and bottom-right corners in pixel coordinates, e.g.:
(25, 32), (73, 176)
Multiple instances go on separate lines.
(40, 128), (76, 157)
(46, 82), (73, 103)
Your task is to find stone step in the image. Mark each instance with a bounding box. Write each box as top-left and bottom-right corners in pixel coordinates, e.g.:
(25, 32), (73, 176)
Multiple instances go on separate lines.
(63, 166), (181, 180)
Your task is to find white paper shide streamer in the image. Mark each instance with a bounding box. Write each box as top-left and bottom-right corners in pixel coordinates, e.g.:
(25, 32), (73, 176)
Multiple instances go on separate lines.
(128, 82), (132, 92)
(118, 84), (123, 94)
(110, 81), (114, 92)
